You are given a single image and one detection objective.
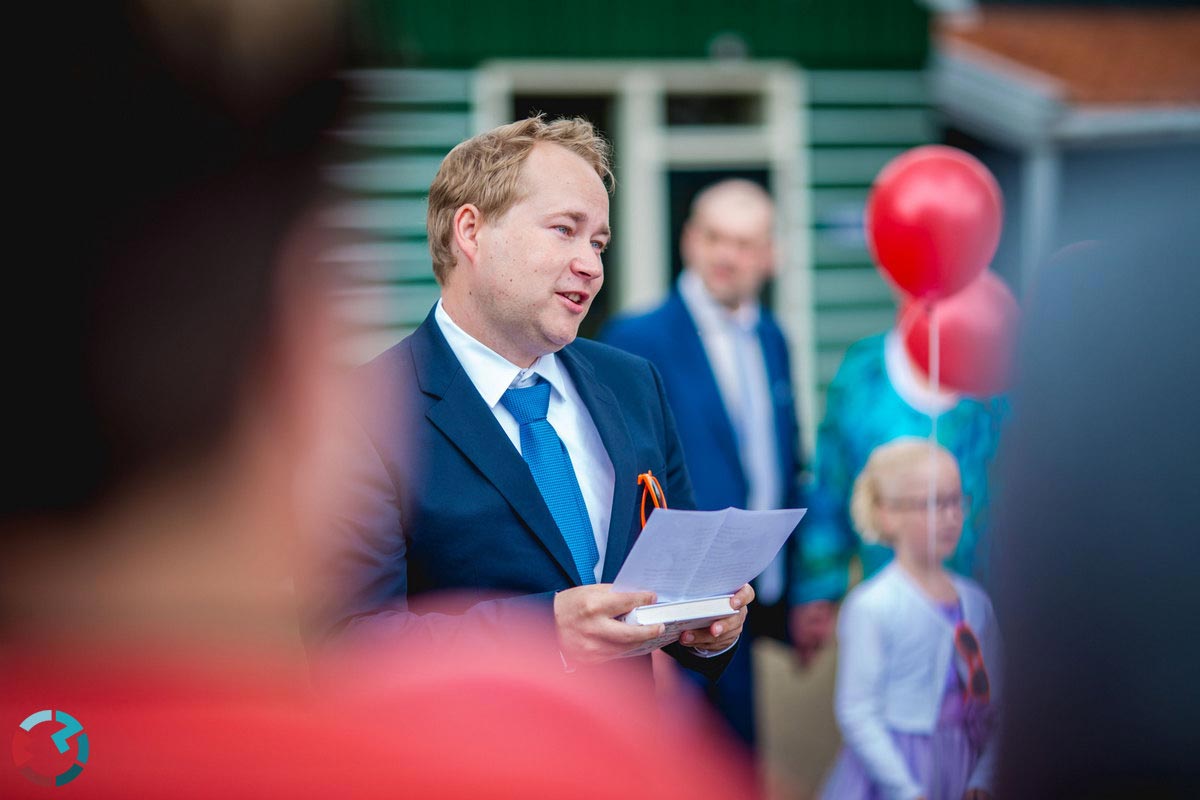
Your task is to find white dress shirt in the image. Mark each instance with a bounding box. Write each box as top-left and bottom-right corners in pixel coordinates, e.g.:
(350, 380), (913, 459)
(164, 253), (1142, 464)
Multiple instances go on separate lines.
(435, 300), (614, 583)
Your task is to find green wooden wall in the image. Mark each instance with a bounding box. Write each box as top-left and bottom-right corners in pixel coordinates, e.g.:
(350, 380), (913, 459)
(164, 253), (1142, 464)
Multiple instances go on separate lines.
(352, 1), (929, 70)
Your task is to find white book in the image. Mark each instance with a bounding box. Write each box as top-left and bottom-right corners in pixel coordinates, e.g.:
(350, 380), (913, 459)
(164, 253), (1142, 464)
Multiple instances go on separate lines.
(618, 595), (736, 657)
(622, 595), (736, 627)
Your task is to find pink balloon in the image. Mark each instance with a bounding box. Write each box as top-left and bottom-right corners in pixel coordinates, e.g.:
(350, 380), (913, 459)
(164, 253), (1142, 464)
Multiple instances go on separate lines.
(902, 271), (1019, 397)
(867, 145), (1003, 301)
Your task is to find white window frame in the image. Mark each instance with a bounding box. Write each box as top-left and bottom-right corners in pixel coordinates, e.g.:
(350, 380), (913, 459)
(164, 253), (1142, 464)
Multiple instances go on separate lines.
(473, 60), (816, 453)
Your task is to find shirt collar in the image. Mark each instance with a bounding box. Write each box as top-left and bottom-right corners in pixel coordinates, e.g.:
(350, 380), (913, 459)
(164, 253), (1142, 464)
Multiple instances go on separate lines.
(884, 328), (960, 415)
(678, 269), (761, 335)
(434, 299), (567, 408)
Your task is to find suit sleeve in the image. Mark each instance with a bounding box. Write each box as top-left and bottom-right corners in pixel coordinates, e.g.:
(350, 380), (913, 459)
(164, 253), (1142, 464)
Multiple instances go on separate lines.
(297, 411), (559, 663)
(792, 365), (858, 605)
(776, 328), (805, 511)
(770, 324), (808, 615)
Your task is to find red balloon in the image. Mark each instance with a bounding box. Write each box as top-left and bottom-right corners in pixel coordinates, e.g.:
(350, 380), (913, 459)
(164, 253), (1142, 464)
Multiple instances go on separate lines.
(902, 271), (1019, 397)
(866, 145), (1003, 300)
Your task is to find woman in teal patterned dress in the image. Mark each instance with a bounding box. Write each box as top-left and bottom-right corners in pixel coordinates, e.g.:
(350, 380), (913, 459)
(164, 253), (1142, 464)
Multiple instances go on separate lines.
(793, 329), (1008, 614)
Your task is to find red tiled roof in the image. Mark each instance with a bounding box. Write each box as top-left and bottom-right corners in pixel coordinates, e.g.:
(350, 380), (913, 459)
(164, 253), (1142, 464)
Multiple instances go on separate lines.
(937, 7), (1200, 106)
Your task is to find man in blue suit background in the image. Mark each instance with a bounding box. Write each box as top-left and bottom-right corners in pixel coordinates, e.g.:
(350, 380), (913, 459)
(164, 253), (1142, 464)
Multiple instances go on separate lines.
(601, 180), (806, 747)
(306, 117), (753, 681)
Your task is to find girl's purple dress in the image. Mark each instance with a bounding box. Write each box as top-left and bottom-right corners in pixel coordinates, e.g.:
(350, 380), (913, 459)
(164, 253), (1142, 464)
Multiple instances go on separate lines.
(819, 603), (993, 800)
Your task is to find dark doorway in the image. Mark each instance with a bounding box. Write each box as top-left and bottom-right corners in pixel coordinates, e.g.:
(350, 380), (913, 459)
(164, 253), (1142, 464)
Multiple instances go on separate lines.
(511, 94), (616, 339)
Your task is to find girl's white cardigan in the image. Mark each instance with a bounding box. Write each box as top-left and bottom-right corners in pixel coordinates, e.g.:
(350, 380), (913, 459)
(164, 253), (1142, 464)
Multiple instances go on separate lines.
(834, 562), (1003, 800)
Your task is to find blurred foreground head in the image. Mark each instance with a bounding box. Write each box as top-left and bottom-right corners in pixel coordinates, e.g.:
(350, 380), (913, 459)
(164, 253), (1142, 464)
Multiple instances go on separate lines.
(6, 0), (345, 518)
(1, 1), (349, 637)
(994, 201), (1200, 796)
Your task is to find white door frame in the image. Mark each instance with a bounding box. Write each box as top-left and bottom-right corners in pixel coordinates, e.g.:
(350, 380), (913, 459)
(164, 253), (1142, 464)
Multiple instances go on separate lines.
(474, 60), (816, 454)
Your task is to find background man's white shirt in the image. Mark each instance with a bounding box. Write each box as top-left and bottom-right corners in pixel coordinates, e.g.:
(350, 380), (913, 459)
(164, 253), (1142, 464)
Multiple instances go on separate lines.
(678, 271), (786, 604)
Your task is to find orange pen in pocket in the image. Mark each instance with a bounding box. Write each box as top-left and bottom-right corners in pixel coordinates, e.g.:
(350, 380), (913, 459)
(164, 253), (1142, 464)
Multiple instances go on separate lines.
(637, 470), (667, 529)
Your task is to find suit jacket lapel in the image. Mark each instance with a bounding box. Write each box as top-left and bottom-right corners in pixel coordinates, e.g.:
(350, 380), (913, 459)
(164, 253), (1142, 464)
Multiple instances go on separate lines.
(758, 318), (796, 498)
(665, 293), (745, 479)
(411, 310), (583, 586)
(557, 344), (637, 583)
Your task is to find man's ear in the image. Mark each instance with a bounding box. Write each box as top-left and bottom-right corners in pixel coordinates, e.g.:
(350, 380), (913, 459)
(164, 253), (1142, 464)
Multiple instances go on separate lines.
(763, 239), (779, 278)
(679, 220), (697, 267)
(452, 204), (483, 266)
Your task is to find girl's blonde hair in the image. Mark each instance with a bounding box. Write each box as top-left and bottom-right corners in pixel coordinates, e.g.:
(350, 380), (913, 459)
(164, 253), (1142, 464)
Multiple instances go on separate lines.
(849, 437), (954, 544)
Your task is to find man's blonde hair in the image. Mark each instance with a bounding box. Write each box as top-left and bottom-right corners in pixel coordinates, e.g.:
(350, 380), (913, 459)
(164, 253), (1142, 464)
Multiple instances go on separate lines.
(849, 437), (956, 544)
(425, 115), (613, 284)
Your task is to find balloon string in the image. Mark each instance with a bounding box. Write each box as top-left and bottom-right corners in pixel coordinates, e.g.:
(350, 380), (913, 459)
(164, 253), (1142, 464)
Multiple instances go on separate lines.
(895, 297), (923, 343)
(927, 301), (940, 569)
(926, 301), (942, 790)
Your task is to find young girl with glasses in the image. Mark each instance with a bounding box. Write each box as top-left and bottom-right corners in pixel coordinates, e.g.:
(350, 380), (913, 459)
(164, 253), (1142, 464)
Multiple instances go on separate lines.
(819, 438), (1000, 800)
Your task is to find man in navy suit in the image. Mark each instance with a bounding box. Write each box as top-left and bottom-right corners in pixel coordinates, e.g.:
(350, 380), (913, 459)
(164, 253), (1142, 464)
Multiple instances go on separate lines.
(306, 117), (752, 680)
(601, 180), (805, 747)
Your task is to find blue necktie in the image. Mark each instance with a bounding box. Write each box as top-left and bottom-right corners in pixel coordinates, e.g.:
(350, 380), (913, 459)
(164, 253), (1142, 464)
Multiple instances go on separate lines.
(501, 378), (599, 585)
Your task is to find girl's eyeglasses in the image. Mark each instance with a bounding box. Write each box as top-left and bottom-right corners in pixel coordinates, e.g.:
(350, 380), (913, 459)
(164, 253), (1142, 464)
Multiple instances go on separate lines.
(878, 492), (969, 513)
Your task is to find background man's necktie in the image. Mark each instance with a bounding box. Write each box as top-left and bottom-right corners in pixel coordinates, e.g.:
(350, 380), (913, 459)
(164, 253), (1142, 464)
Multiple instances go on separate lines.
(731, 325), (785, 605)
(501, 378), (599, 584)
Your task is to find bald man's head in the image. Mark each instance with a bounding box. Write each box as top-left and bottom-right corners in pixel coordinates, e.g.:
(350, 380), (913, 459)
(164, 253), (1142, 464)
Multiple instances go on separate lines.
(681, 180), (776, 310)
